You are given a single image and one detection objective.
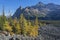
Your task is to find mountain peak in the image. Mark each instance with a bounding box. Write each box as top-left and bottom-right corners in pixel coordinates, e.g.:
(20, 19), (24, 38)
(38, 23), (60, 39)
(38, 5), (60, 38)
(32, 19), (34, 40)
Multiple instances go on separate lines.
(37, 2), (44, 5)
(19, 6), (23, 9)
(38, 2), (43, 4)
(47, 3), (55, 5)
(36, 2), (45, 7)
(13, 2), (60, 20)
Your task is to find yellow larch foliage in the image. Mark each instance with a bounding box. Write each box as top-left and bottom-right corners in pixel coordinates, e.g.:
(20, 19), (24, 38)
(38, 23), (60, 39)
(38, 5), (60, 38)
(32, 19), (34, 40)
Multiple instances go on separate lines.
(3, 21), (12, 32)
(15, 22), (21, 34)
(19, 14), (25, 35)
(19, 14), (31, 36)
(29, 17), (39, 37)
(22, 16), (29, 36)
(29, 25), (38, 37)
(19, 14), (39, 37)
(13, 18), (21, 34)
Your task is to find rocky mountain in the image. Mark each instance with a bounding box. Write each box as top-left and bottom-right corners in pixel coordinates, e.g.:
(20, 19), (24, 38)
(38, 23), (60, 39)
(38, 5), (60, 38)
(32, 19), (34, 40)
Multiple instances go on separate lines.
(12, 2), (60, 20)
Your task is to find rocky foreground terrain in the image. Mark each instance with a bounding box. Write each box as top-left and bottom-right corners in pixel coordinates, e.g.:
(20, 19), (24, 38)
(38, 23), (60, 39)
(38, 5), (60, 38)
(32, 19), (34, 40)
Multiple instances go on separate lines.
(0, 24), (60, 40)
(39, 24), (60, 40)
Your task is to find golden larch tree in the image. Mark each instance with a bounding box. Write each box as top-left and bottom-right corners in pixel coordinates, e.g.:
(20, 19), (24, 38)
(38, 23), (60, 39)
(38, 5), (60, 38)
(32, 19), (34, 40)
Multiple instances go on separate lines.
(3, 21), (12, 32)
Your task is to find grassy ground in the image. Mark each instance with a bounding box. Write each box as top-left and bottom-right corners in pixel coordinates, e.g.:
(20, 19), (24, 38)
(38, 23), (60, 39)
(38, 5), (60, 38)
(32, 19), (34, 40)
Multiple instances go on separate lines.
(39, 20), (60, 27)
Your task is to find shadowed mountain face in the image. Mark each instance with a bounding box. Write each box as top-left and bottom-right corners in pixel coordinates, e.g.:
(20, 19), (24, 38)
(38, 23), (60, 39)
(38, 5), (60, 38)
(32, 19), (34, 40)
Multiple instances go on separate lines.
(13, 2), (60, 20)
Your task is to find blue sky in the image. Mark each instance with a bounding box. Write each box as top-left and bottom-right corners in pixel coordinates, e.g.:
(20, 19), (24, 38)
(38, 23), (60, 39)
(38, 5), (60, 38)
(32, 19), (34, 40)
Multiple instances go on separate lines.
(0, 0), (60, 16)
